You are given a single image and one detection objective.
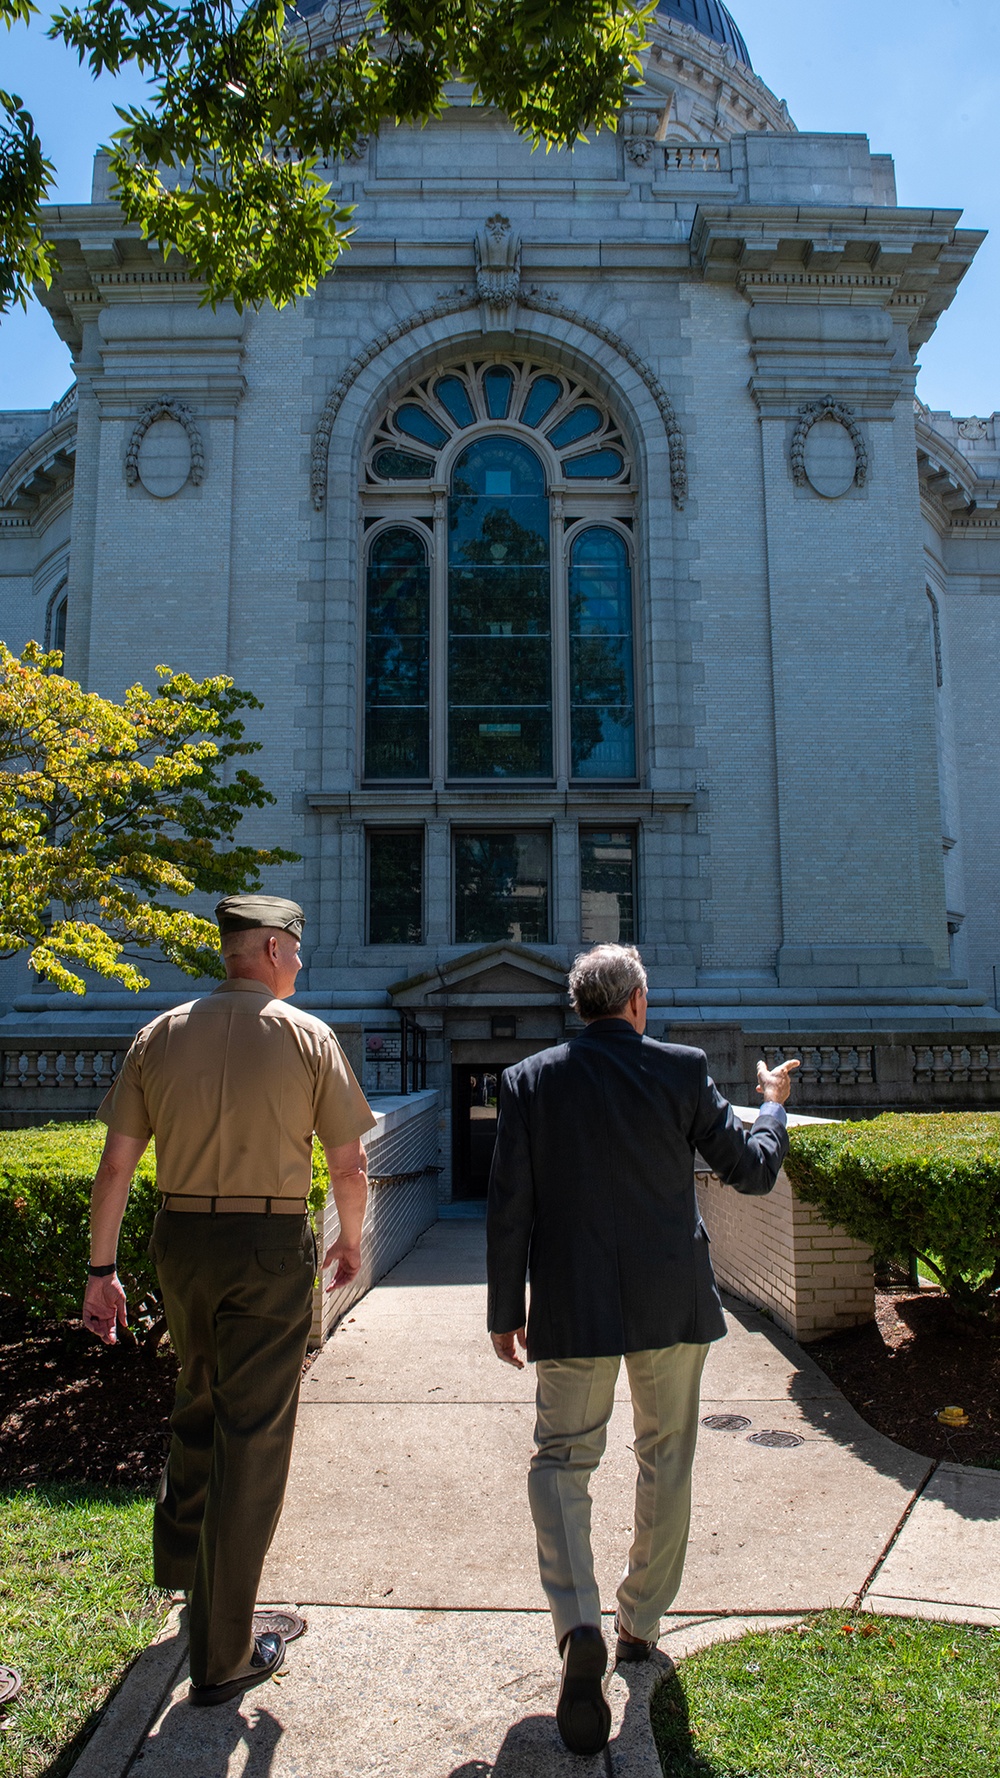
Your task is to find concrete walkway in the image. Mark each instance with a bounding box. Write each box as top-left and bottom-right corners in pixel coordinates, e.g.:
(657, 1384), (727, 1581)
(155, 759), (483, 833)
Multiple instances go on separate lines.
(71, 1220), (1000, 1778)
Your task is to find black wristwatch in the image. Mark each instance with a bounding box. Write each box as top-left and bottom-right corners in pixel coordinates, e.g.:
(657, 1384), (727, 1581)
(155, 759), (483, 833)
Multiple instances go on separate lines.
(87, 1263), (117, 1277)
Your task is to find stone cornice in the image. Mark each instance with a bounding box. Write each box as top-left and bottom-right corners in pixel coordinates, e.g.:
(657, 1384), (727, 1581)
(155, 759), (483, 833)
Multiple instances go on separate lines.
(0, 411), (76, 520)
(915, 410), (1000, 529)
(690, 204), (984, 349)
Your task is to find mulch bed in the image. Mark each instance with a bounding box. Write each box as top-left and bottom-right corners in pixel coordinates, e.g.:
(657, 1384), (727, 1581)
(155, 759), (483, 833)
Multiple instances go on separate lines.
(0, 1304), (177, 1492)
(807, 1285), (1000, 1469)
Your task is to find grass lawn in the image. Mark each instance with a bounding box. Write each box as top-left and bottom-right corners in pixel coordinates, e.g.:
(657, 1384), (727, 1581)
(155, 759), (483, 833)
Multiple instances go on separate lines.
(652, 1611), (1000, 1778)
(0, 1488), (170, 1778)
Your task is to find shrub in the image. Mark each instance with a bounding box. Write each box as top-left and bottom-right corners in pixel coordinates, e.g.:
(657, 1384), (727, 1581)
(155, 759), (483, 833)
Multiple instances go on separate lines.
(0, 1123), (160, 1323)
(785, 1112), (1000, 1320)
(0, 1122), (332, 1325)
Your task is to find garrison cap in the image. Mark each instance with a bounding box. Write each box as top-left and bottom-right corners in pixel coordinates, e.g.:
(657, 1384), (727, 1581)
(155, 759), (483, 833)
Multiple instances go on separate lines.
(215, 894), (305, 938)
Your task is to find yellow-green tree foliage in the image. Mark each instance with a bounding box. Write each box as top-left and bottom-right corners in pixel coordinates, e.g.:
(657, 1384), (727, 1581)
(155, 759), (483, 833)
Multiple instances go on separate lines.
(0, 640), (295, 993)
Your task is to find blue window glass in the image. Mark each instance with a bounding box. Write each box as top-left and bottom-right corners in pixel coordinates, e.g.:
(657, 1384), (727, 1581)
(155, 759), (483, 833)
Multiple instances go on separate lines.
(563, 449), (624, 479)
(434, 376), (476, 427)
(548, 404), (602, 449)
(520, 376), (562, 429)
(483, 366), (514, 419)
(52, 595), (67, 656)
(569, 527), (635, 779)
(396, 404), (449, 448)
(365, 528), (430, 779)
(373, 447), (434, 480)
(449, 437), (552, 778)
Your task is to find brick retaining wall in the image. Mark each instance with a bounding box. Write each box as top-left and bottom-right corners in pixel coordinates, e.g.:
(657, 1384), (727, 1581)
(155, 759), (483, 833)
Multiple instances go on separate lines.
(695, 1109), (874, 1343)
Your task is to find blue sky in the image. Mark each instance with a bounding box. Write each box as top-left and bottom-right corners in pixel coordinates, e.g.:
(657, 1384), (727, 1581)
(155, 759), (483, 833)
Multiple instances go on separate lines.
(0, 0), (997, 415)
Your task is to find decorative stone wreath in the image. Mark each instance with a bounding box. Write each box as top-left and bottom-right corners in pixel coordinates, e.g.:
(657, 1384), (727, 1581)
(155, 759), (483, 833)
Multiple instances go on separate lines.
(790, 397), (868, 490)
(125, 399), (205, 488)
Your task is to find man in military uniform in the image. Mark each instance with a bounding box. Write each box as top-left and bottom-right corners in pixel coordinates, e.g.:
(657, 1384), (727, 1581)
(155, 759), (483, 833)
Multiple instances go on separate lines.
(82, 895), (375, 1706)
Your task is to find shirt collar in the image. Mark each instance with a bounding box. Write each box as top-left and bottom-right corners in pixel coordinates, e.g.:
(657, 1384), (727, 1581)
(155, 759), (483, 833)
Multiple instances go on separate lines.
(577, 1017), (638, 1037)
(212, 978), (276, 997)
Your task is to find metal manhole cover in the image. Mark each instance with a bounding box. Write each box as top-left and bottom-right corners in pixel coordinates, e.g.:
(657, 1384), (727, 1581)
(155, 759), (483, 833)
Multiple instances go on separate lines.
(747, 1430), (804, 1449)
(0, 1667), (22, 1708)
(253, 1609), (307, 1643)
(701, 1414), (752, 1432)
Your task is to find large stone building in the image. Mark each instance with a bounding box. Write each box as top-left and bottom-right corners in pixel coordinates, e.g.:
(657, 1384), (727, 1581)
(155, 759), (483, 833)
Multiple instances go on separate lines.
(2, 0), (999, 1183)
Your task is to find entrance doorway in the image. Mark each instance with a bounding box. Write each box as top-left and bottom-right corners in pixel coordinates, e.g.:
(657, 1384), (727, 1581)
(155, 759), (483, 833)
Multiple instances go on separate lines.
(451, 1065), (508, 1199)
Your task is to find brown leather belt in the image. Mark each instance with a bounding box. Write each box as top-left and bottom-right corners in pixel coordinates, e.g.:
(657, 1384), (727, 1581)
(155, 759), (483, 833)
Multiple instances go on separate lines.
(159, 1195), (308, 1216)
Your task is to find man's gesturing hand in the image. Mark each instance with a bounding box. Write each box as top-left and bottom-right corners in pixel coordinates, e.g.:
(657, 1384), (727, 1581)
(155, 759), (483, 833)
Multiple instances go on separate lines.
(82, 1274), (128, 1345)
(756, 1057), (800, 1103)
(491, 1327), (527, 1369)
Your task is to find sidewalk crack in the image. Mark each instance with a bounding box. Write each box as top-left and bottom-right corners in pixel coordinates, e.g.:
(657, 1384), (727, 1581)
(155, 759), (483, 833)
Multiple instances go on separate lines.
(851, 1459), (938, 1609)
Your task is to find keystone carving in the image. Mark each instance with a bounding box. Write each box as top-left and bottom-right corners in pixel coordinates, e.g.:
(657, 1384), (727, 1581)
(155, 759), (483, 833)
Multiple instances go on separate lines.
(474, 215), (522, 312)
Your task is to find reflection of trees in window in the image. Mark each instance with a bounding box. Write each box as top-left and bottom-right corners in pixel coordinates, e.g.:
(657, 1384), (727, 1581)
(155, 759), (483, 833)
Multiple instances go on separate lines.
(569, 528), (635, 779)
(580, 829), (635, 943)
(368, 830), (424, 942)
(448, 439), (552, 778)
(454, 831), (549, 943)
(365, 528), (430, 779)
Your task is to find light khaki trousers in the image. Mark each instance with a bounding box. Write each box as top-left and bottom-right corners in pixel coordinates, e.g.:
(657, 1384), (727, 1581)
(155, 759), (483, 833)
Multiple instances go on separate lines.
(528, 1343), (709, 1646)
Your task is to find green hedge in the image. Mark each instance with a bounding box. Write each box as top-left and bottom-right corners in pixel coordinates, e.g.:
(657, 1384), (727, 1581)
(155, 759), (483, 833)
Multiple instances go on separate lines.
(785, 1112), (1000, 1319)
(0, 1122), (331, 1325)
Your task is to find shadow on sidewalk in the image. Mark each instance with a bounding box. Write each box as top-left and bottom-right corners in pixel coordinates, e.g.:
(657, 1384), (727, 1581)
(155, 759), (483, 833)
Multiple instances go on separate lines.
(446, 1655), (675, 1777)
(721, 1295), (933, 1493)
(138, 1696), (283, 1777)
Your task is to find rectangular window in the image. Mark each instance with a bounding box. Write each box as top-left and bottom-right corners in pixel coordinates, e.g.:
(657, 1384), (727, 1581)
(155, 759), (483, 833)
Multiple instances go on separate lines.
(368, 830), (424, 944)
(454, 831), (550, 944)
(580, 829), (636, 944)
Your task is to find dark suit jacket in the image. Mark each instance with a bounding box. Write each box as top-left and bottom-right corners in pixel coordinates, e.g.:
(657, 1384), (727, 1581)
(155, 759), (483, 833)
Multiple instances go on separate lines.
(486, 1020), (788, 1360)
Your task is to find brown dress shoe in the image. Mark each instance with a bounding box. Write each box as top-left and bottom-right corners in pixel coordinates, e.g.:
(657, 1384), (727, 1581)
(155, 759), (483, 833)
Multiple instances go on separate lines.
(613, 1611), (654, 1663)
(556, 1625), (611, 1755)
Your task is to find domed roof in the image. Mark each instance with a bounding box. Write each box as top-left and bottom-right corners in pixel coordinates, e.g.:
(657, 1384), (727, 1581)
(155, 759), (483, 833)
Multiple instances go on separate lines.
(656, 0), (751, 67)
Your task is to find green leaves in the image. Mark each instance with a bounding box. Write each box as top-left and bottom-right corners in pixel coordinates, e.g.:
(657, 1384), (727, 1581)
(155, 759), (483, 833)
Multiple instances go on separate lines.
(785, 1113), (1000, 1320)
(0, 640), (297, 992)
(0, 0), (653, 310)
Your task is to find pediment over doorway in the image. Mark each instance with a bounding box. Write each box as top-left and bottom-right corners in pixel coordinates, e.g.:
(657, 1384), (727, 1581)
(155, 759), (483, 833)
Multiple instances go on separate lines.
(389, 944), (568, 1009)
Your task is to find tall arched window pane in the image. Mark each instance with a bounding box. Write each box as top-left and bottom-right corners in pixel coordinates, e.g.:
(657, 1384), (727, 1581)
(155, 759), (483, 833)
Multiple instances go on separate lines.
(448, 438), (552, 777)
(569, 527), (635, 779)
(365, 527), (430, 779)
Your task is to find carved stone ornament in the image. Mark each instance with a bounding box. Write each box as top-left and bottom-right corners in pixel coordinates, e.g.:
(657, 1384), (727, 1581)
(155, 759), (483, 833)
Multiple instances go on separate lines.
(790, 398), (868, 495)
(958, 416), (989, 441)
(310, 285), (688, 509)
(625, 137), (654, 166)
(474, 214), (522, 312)
(125, 399), (204, 495)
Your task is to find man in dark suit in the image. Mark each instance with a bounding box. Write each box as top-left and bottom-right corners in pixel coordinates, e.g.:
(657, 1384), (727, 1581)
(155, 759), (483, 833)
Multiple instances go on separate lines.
(487, 943), (798, 1756)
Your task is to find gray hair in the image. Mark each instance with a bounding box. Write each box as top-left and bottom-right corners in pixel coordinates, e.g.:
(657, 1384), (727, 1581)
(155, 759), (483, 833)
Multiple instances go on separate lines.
(568, 944), (647, 1020)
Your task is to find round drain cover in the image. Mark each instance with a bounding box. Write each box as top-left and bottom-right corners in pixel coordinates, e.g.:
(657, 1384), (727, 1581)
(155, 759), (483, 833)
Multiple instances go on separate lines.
(701, 1414), (752, 1432)
(747, 1430), (804, 1449)
(0, 1666), (22, 1708)
(253, 1609), (307, 1643)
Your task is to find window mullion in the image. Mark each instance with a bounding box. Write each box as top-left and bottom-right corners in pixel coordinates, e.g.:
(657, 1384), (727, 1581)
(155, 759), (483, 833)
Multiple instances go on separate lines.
(431, 484), (448, 786)
(551, 485), (570, 784)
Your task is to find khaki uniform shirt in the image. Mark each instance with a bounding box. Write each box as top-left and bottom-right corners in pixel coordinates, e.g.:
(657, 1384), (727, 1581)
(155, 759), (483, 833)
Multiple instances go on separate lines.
(98, 979), (376, 1199)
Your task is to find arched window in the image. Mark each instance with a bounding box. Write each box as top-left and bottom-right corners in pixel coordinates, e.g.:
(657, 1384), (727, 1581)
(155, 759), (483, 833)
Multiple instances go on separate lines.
(44, 580), (68, 656)
(448, 437), (551, 778)
(364, 528), (430, 779)
(569, 528), (635, 778)
(361, 358), (636, 784)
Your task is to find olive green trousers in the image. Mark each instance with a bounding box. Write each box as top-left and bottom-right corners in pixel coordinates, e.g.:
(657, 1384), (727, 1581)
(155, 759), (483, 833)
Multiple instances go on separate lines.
(150, 1209), (316, 1687)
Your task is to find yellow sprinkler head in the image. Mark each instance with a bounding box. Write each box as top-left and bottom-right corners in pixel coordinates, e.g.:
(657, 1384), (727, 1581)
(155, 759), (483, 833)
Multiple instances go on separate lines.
(937, 1405), (970, 1427)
